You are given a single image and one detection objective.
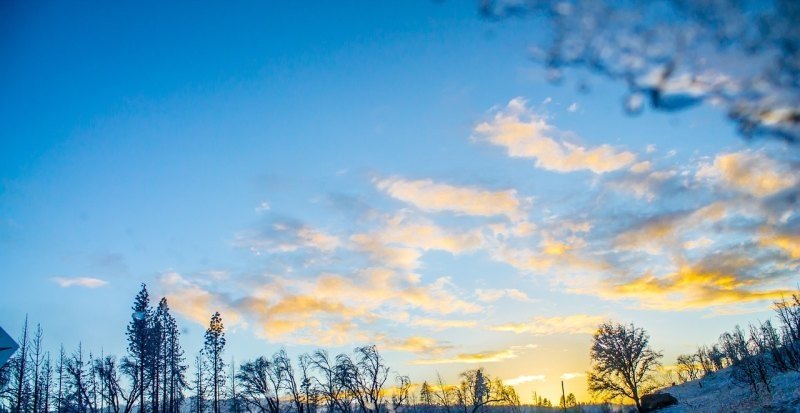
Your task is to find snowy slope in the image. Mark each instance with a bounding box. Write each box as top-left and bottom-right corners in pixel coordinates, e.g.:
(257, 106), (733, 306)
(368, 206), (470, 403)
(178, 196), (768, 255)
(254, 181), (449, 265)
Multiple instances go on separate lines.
(656, 368), (800, 412)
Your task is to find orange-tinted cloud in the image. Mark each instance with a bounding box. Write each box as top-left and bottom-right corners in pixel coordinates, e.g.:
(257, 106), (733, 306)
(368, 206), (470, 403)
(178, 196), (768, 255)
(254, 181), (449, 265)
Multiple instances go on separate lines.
(697, 151), (798, 197)
(491, 314), (605, 335)
(375, 177), (525, 220)
(473, 98), (636, 174)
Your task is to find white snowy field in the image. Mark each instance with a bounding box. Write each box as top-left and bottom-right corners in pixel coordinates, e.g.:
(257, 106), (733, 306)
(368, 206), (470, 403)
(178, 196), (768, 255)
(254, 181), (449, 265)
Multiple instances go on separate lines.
(658, 368), (800, 413)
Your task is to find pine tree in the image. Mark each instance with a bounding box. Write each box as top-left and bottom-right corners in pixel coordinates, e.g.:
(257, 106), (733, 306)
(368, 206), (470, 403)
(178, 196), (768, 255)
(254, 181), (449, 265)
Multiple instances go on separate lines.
(157, 298), (170, 413)
(127, 284), (152, 413)
(203, 312), (226, 413)
(165, 311), (188, 413)
(149, 299), (165, 413)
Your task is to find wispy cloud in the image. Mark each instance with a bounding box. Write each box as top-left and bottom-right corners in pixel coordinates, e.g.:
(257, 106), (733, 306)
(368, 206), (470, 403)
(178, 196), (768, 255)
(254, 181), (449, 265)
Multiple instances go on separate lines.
(233, 219), (340, 254)
(473, 97), (636, 174)
(413, 348), (519, 365)
(560, 372), (585, 381)
(475, 288), (531, 303)
(161, 267), (480, 347)
(52, 277), (108, 288)
(599, 262), (794, 310)
(378, 335), (453, 354)
(409, 318), (478, 330)
(505, 374), (546, 385)
(351, 212), (485, 270)
(697, 150), (799, 197)
(491, 314), (604, 335)
(255, 201), (271, 213)
(375, 177), (526, 220)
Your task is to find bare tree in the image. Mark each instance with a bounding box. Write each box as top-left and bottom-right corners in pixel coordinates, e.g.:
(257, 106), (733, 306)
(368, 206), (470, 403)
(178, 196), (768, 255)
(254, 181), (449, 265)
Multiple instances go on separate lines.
(65, 343), (96, 413)
(41, 353), (52, 413)
(307, 350), (347, 413)
(434, 373), (454, 413)
(237, 356), (281, 413)
(390, 375), (411, 413)
(192, 351), (208, 413)
(12, 315), (30, 413)
(275, 349), (304, 413)
(454, 369), (516, 413)
(675, 354), (701, 383)
(587, 322), (662, 412)
(30, 324), (44, 413)
(228, 358), (243, 413)
(298, 353), (318, 413)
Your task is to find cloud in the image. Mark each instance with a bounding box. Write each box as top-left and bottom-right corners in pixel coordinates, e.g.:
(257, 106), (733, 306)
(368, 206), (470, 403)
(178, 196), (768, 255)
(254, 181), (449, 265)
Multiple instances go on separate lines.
(613, 201), (730, 254)
(234, 219), (340, 254)
(52, 277), (108, 288)
(351, 212), (485, 270)
(697, 151), (799, 197)
(475, 288), (531, 303)
(607, 168), (680, 202)
(473, 97), (636, 174)
(505, 375), (546, 385)
(560, 372), (585, 381)
(378, 335), (453, 354)
(255, 201), (271, 213)
(683, 236), (714, 250)
(759, 230), (800, 259)
(491, 314), (604, 335)
(159, 272), (245, 328)
(409, 318), (478, 330)
(413, 348), (519, 365)
(351, 233), (424, 270)
(161, 268), (480, 346)
(375, 177), (525, 220)
(600, 263), (794, 310)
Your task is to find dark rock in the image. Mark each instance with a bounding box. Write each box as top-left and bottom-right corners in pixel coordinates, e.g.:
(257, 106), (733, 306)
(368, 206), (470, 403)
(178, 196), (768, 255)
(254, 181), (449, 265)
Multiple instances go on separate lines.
(640, 392), (678, 412)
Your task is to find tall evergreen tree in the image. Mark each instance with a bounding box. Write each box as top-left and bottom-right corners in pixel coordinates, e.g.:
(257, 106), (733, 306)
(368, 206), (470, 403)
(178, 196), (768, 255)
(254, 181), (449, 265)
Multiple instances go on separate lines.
(149, 300), (165, 413)
(203, 312), (226, 413)
(127, 284), (152, 413)
(165, 310), (188, 413)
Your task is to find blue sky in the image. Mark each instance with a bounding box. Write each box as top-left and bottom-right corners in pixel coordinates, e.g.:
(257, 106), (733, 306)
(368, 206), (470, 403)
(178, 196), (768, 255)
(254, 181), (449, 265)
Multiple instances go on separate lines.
(2, 0), (798, 402)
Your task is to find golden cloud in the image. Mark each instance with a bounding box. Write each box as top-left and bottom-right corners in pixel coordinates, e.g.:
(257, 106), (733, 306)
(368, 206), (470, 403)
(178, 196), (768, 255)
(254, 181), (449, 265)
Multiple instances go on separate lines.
(412, 348), (519, 365)
(697, 151), (798, 197)
(161, 267), (480, 347)
(505, 375), (546, 385)
(491, 314), (605, 335)
(473, 98), (636, 174)
(601, 265), (793, 310)
(375, 177), (525, 219)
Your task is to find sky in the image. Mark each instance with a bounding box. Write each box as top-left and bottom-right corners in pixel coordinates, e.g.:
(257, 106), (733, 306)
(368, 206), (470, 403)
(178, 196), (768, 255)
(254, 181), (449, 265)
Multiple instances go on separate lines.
(1, 0), (799, 403)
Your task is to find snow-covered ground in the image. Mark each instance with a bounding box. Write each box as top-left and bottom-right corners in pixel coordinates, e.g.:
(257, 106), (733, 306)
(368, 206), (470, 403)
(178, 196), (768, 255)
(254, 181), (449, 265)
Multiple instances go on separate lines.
(657, 368), (800, 412)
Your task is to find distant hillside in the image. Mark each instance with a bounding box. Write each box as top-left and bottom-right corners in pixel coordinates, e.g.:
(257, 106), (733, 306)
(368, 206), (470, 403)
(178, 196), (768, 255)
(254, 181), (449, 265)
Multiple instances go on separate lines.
(657, 367), (800, 413)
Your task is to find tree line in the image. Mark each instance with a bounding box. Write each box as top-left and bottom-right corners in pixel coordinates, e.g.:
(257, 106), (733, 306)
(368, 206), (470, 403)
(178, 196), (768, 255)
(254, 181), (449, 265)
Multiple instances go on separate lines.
(582, 292), (800, 412)
(671, 292), (800, 397)
(0, 284), (532, 413)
